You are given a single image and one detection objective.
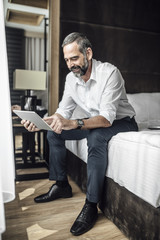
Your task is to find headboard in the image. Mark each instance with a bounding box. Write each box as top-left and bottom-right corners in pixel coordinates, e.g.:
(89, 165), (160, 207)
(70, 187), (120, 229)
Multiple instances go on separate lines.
(59, 0), (160, 98)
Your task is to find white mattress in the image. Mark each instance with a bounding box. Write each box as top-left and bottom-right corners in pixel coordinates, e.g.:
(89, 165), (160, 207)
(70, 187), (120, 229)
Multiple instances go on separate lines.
(65, 130), (160, 208)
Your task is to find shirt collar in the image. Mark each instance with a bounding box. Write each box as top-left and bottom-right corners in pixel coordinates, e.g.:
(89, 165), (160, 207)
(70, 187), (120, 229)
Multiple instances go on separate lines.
(89, 59), (97, 82)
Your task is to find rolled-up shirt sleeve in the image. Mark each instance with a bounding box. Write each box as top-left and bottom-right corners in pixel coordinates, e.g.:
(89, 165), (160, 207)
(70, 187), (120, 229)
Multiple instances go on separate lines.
(99, 68), (124, 125)
(55, 81), (76, 119)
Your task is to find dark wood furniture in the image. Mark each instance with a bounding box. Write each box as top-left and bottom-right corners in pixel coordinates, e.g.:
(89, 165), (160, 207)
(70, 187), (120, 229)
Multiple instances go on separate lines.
(12, 117), (49, 181)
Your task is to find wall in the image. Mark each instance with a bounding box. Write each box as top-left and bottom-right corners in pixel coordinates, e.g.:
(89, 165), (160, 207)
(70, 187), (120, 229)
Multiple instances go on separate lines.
(58, 0), (160, 100)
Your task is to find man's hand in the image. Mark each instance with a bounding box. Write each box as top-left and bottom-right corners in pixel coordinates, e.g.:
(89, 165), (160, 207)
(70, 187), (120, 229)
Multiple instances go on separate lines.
(11, 105), (21, 111)
(21, 114), (76, 134)
(44, 113), (77, 134)
(21, 119), (40, 132)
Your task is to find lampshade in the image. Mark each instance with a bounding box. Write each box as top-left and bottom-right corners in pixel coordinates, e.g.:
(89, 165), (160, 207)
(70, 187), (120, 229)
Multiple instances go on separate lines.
(13, 69), (46, 90)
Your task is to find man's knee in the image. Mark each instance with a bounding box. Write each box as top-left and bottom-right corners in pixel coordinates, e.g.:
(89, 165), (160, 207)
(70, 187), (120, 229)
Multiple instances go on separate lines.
(47, 130), (59, 144)
(87, 129), (105, 148)
(87, 127), (115, 149)
(47, 130), (65, 148)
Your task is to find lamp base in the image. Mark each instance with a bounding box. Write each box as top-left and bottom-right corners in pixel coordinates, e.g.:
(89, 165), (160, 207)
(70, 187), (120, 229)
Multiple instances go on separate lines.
(20, 95), (37, 111)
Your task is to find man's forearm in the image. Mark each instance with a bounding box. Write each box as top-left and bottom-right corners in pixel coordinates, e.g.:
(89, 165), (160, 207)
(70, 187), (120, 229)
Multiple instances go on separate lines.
(80, 115), (111, 130)
(44, 113), (111, 132)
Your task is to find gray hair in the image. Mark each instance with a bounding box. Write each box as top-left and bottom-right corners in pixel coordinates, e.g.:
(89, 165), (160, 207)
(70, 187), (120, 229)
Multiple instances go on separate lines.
(62, 32), (92, 55)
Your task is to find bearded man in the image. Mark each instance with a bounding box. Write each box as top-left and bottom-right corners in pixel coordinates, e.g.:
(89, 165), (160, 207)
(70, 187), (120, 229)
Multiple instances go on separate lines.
(22, 32), (138, 236)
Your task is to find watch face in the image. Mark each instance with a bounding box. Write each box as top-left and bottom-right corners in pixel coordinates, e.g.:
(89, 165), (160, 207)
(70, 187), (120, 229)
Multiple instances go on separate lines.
(77, 119), (84, 129)
(78, 119), (84, 125)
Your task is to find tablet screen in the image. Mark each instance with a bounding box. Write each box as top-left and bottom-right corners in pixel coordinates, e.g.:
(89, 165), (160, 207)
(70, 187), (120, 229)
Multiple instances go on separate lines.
(13, 110), (53, 131)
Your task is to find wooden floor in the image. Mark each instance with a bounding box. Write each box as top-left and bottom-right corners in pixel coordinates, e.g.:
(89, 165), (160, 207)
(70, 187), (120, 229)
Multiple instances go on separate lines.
(2, 134), (128, 240)
(2, 177), (128, 240)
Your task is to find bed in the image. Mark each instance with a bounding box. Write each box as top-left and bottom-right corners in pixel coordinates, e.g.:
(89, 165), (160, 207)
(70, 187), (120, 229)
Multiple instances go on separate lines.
(65, 92), (160, 240)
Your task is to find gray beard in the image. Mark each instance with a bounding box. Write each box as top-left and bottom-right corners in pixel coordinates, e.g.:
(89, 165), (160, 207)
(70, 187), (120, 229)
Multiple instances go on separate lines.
(73, 70), (83, 78)
(71, 57), (89, 78)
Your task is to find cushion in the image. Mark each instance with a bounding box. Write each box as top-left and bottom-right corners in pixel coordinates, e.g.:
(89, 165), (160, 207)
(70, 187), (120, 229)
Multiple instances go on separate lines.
(127, 93), (160, 130)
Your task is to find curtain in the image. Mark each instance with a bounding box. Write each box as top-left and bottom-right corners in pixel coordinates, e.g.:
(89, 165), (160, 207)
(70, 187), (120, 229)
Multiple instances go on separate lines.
(0, 1), (15, 238)
(25, 37), (48, 110)
(25, 37), (45, 71)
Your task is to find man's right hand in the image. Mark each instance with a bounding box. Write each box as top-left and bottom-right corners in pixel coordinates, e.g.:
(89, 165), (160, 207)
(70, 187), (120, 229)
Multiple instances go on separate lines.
(21, 119), (40, 132)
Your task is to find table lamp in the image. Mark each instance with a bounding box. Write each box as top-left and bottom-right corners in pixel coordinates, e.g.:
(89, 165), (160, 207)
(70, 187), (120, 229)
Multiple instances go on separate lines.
(13, 69), (46, 111)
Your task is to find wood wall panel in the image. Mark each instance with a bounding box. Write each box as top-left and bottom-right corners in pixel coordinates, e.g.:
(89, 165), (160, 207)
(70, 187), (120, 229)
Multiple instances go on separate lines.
(60, 22), (160, 72)
(60, 0), (160, 32)
(50, 0), (160, 102)
(48, 0), (60, 114)
(59, 19), (160, 97)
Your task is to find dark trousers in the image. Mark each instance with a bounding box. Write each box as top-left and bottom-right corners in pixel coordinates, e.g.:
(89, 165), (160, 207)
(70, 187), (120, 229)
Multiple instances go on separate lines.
(47, 117), (138, 203)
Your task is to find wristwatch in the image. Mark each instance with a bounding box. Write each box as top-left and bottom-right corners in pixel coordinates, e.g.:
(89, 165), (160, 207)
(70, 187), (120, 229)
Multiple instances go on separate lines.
(76, 119), (84, 129)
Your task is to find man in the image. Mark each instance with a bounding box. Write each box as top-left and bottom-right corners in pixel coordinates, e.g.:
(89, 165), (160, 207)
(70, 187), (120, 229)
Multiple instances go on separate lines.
(22, 32), (138, 236)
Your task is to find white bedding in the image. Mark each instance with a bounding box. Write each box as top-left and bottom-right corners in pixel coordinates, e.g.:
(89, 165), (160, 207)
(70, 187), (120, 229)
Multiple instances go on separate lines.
(65, 129), (160, 208)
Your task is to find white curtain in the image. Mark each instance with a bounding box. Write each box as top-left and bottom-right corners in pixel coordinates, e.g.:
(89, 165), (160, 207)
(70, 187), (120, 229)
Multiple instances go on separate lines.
(0, 1), (15, 238)
(25, 37), (45, 71)
(25, 37), (48, 110)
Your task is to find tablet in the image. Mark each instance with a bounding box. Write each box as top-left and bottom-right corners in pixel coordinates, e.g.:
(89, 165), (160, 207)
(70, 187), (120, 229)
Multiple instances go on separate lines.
(13, 110), (53, 131)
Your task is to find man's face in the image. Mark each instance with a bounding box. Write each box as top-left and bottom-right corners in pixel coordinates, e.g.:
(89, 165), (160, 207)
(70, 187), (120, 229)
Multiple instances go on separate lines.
(63, 42), (89, 78)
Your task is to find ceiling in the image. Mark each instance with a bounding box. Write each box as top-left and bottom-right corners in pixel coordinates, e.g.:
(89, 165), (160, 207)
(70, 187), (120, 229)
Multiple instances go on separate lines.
(3, 0), (49, 33)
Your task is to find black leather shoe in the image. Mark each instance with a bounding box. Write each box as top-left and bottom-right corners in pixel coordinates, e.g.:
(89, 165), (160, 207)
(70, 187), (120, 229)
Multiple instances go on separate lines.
(34, 183), (72, 203)
(70, 202), (98, 236)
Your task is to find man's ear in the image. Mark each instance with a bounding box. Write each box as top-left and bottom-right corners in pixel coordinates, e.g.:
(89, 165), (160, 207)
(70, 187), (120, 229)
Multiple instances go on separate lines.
(86, 47), (93, 60)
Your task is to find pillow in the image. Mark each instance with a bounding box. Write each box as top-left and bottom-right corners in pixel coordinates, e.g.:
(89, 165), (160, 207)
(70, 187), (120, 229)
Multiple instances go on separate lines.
(127, 93), (160, 130)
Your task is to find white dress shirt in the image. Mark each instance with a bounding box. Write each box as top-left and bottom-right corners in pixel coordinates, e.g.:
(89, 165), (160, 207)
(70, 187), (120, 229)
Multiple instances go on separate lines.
(56, 59), (135, 124)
